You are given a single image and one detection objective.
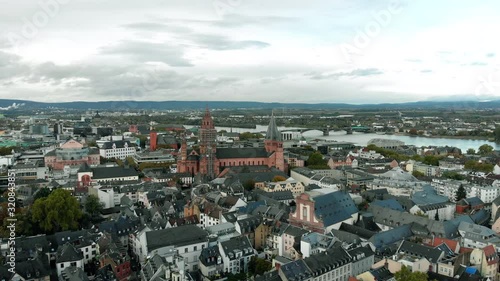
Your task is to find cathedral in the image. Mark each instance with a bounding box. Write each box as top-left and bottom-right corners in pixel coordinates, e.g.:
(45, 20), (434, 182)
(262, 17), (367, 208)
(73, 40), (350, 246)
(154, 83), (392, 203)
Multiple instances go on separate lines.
(177, 109), (285, 178)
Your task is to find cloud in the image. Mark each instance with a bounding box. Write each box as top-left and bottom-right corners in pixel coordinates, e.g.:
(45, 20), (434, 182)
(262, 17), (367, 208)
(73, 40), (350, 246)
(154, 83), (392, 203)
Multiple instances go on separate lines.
(99, 40), (194, 67)
(486, 53), (495, 57)
(306, 68), (383, 80)
(0, 51), (29, 79)
(122, 22), (193, 33)
(123, 21), (271, 51)
(420, 69), (433, 73)
(0, 57), (243, 102)
(468, 62), (488, 66)
(189, 34), (269, 50)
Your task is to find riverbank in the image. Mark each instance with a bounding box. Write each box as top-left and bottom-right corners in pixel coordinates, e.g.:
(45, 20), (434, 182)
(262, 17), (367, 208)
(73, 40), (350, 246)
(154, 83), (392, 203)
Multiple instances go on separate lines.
(393, 133), (496, 142)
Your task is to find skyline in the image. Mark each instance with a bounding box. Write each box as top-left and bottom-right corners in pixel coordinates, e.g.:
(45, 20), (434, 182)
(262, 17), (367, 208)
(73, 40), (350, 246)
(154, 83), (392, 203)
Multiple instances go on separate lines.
(1, 0), (500, 104)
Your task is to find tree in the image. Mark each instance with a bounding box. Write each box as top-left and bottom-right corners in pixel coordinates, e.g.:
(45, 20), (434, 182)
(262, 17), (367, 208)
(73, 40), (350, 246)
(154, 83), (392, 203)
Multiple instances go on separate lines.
(412, 170), (425, 178)
(85, 195), (104, 218)
(455, 184), (466, 202)
(464, 160), (494, 173)
(243, 179), (256, 191)
(31, 189), (83, 233)
(125, 156), (137, 167)
(478, 144), (494, 155)
(248, 256), (272, 276)
(272, 175), (286, 182)
(0, 146), (17, 156)
(33, 187), (51, 201)
(442, 171), (465, 180)
(395, 266), (428, 281)
(409, 128), (418, 136)
(495, 126), (500, 143)
(422, 155), (442, 166)
(307, 151), (328, 168)
(466, 148), (476, 155)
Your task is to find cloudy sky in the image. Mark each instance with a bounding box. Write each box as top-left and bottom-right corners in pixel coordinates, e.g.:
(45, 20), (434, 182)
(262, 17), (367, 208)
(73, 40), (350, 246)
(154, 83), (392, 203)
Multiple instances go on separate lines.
(1, 0), (500, 104)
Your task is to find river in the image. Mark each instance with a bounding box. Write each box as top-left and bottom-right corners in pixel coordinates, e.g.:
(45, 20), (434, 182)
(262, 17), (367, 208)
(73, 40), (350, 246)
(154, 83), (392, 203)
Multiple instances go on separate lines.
(185, 125), (500, 152)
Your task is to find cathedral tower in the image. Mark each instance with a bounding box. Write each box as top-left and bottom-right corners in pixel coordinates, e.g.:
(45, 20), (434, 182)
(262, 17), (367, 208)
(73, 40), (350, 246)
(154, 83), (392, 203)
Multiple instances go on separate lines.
(199, 108), (218, 179)
(264, 113), (285, 171)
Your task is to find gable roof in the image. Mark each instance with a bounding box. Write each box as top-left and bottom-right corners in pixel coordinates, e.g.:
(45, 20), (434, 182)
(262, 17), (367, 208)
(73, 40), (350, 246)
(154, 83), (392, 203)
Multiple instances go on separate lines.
(220, 236), (254, 260)
(304, 246), (352, 277)
(482, 245), (499, 265)
(91, 166), (138, 179)
(397, 240), (443, 263)
(56, 243), (83, 263)
(369, 224), (413, 251)
(146, 225), (208, 251)
(312, 191), (358, 227)
(101, 140), (131, 149)
(371, 199), (404, 211)
(427, 237), (459, 251)
(216, 147), (269, 159)
(280, 259), (312, 281)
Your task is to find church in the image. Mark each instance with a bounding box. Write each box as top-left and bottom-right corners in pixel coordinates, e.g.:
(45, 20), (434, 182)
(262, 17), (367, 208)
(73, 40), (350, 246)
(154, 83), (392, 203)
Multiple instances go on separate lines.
(177, 109), (285, 178)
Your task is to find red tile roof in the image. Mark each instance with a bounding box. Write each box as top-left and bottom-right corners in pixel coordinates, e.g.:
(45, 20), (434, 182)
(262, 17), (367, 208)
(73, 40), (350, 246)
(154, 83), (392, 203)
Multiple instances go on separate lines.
(483, 245), (499, 265)
(428, 237), (459, 251)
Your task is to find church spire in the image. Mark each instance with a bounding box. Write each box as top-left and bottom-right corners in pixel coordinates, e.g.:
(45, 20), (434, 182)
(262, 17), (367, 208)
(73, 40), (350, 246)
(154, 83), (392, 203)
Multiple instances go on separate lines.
(265, 111), (282, 141)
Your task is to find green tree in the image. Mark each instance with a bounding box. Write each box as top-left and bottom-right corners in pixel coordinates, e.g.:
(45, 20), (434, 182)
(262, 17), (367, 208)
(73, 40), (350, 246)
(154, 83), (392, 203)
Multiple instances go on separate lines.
(495, 126), (500, 143)
(85, 195), (104, 218)
(239, 132), (264, 141)
(33, 187), (51, 201)
(465, 160), (494, 173)
(31, 189), (82, 233)
(478, 144), (494, 155)
(412, 170), (425, 178)
(466, 148), (476, 155)
(442, 171), (465, 181)
(243, 179), (256, 191)
(125, 156), (137, 167)
(307, 151), (328, 168)
(455, 184), (466, 202)
(394, 266), (428, 281)
(248, 256), (272, 276)
(422, 155), (442, 166)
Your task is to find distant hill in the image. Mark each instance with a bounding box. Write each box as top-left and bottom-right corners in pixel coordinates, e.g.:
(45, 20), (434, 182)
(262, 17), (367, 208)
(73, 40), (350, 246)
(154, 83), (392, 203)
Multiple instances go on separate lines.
(0, 99), (499, 110)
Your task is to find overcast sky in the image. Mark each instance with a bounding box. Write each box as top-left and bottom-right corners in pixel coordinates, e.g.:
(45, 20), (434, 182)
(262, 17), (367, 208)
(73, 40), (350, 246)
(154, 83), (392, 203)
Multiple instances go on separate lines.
(1, 0), (500, 104)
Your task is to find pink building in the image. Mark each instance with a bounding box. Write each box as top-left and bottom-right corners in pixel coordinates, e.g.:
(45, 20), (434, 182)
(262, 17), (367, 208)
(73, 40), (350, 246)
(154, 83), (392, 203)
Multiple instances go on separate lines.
(45, 139), (100, 170)
(289, 191), (358, 234)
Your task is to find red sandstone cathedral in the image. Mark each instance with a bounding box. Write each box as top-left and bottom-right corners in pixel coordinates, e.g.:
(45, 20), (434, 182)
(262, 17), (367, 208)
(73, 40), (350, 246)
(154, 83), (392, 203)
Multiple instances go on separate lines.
(177, 109), (285, 178)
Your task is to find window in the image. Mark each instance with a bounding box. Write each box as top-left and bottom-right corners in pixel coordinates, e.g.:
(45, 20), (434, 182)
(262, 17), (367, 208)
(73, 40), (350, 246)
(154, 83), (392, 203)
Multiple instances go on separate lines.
(185, 248), (188, 253)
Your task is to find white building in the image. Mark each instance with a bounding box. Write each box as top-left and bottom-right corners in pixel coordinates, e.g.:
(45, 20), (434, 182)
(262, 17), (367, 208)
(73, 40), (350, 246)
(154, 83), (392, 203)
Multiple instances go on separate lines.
(56, 243), (84, 276)
(137, 225), (208, 271)
(99, 140), (136, 159)
(218, 236), (256, 274)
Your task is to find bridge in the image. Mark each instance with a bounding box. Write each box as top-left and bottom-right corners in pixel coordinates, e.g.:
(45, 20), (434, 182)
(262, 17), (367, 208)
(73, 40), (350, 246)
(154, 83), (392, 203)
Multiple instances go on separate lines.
(282, 125), (372, 137)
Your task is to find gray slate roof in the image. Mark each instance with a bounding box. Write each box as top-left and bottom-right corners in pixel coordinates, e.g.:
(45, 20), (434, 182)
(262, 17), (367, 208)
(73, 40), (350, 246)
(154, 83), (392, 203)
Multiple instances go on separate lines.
(92, 166), (138, 179)
(266, 114), (282, 142)
(56, 243), (83, 263)
(146, 225), (208, 251)
(313, 191), (358, 227)
(216, 147), (269, 159)
(397, 240), (443, 263)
